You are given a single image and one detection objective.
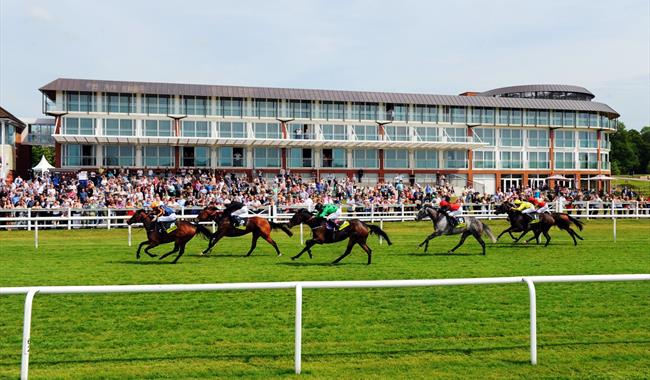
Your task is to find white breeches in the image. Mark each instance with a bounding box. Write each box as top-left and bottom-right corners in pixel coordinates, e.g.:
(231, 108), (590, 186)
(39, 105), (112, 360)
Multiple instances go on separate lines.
(536, 205), (550, 213)
(231, 206), (249, 217)
(326, 209), (342, 220)
(159, 213), (176, 222)
(448, 209), (462, 217)
(522, 208), (536, 215)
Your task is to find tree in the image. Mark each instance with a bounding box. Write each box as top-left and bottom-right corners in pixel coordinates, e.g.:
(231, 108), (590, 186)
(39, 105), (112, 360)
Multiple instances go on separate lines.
(31, 146), (55, 168)
(610, 122), (639, 175)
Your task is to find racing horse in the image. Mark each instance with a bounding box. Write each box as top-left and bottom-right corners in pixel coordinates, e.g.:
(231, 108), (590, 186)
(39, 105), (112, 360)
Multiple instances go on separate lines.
(126, 209), (213, 263)
(286, 208), (392, 265)
(196, 205), (293, 257)
(415, 205), (496, 255)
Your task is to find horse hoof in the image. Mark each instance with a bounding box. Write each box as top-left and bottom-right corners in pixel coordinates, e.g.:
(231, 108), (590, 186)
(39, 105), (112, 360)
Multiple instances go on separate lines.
(447, 250), (453, 254)
(277, 253), (282, 257)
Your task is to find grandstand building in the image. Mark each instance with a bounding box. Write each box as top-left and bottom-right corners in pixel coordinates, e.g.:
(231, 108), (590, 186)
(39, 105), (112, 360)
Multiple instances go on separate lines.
(39, 79), (618, 193)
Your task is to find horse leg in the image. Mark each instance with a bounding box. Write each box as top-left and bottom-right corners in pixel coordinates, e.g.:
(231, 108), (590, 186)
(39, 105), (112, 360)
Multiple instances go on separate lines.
(159, 242), (180, 260)
(144, 243), (159, 257)
(332, 239), (356, 265)
(262, 235), (282, 257)
(449, 231), (471, 254)
(419, 231), (442, 252)
(358, 241), (373, 265)
(508, 231), (518, 240)
(513, 229), (529, 243)
(543, 229), (552, 247)
(245, 233), (260, 257)
(202, 233), (224, 255)
(136, 241), (156, 259)
(472, 231), (487, 255)
(171, 242), (187, 264)
(292, 239), (316, 261)
(567, 228), (578, 246)
(496, 227), (512, 241)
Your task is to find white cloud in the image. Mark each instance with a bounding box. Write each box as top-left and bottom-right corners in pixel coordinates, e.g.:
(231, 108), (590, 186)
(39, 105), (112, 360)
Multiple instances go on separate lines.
(29, 6), (52, 21)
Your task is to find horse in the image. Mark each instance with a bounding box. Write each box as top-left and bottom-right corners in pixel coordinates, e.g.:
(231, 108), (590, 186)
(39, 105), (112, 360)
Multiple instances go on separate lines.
(286, 208), (391, 265)
(494, 202), (554, 245)
(495, 202), (584, 246)
(415, 205), (496, 255)
(196, 205), (293, 257)
(126, 209), (213, 263)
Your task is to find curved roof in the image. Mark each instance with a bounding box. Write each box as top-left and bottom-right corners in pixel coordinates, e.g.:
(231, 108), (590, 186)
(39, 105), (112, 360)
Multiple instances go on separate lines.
(479, 84), (594, 98)
(40, 78), (619, 118)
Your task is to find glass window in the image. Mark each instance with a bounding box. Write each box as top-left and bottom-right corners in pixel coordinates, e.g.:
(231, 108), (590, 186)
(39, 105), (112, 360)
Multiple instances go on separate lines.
(537, 110), (549, 125)
(551, 111), (563, 126)
(554, 152), (575, 169)
(445, 127), (466, 142)
(498, 109), (509, 125)
(352, 149), (378, 168)
(66, 91), (95, 112)
(63, 144), (95, 166)
(144, 146), (174, 167)
(469, 107), (481, 124)
(218, 147), (245, 167)
(181, 120), (210, 137)
(510, 109), (522, 125)
(589, 113), (598, 127)
(473, 128), (495, 146)
(183, 96), (207, 116)
(577, 112), (589, 127)
(104, 119), (134, 136)
(563, 111), (575, 127)
(103, 145), (135, 166)
(322, 124), (346, 140)
(527, 129), (549, 147)
(290, 100), (312, 119)
(384, 149), (408, 168)
(444, 150), (467, 169)
(500, 151), (523, 169)
(481, 108), (495, 124)
(579, 130), (597, 148)
(499, 129), (523, 147)
(527, 151), (549, 169)
(600, 153), (609, 170)
(473, 150), (495, 169)
(221, 97), (243, 117)
(254, 99), (278, 118)
(554, 130), (575, 148)
(415, 126), (439, 141)
(144, 94), (171, 115)
(63, 117), (95, 135)
(384, 125), (409, 141)
(182, 146), (211, 167)
(390, 104), (408, 121)
(322, 101), (345, 120)
(600, 133), (611, 149)
(254, 122), (281, 139)
(451, 107), (466, 124)
(415, 150), (438, 169)
(579, 152), (598, 169)
(439, 106), (450, 123)
(218, 122), (246, 138)
(254, 147), (281, 167)
(322, 148), (347, 168)
(525, 110), (537, 125)
(413, 105), (438, 122)
(288, 148), (312, 168)
(351, 102), (378, 121)
(106, 93), (133, 113)
(144, 120), (173, 137)
(355, 125), (378, 141)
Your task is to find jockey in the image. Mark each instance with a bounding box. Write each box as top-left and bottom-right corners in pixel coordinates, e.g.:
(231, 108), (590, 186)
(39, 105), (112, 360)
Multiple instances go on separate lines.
(315, 202), (342, 231)
(151, 201), (177, 233)
(439, 199), (464, 227)
(223, 200), (249, 228)
(532, 197), (550, 216)
(513, 198), (536, 223)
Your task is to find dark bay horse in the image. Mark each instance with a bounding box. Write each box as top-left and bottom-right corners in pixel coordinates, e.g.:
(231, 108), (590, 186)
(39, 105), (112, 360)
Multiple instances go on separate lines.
(126, 209), (212, 263)
(415, 205), (496, 255)
(196, 206), (293, 257)
(495, 202), (584, 246)
(286, 208), (391, 265)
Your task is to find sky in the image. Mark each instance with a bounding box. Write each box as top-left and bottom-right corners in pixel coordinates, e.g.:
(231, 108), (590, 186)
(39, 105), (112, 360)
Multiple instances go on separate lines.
(1, 0), (649, 129)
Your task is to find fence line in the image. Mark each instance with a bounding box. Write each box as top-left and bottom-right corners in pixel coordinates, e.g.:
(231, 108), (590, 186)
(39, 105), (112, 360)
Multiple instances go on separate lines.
(2, 274), (649, 379)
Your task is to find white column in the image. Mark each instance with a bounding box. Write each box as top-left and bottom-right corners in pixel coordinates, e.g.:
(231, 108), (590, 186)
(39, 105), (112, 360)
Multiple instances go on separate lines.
(0, 121), (6, 179)
(313, 149), (321, 168)
(95, 91), (103, 111)
(438, 150), (445, 169)
(135, 119), (143, 137)
(96, 145), (103, 167)
(246, 147), (254, 169)
(408, 149), (415, 169)
(135, 94), (142, 113)
(135, 146), (143, 166)
(96, 118), (103, 136)
(347, 149), (353, 169)
(211, 96), (218, 116)
(211, 121), (218, 138)
(210, 147), (218, 168)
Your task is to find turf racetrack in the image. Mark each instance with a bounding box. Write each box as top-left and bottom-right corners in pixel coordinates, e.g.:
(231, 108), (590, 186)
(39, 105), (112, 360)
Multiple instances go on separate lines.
(1, 219), (649, 379)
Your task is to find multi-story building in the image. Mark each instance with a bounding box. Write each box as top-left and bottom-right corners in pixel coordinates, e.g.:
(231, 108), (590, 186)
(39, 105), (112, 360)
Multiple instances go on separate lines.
(0, 106), (26, 181)
(40, 79), (618, 193)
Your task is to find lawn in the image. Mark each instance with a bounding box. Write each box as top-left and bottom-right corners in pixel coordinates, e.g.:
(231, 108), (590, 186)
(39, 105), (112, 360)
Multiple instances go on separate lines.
(0, 219), (649, 379)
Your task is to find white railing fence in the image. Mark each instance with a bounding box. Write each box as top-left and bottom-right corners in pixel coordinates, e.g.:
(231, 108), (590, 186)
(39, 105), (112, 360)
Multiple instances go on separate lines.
(1, 274), (649, 379)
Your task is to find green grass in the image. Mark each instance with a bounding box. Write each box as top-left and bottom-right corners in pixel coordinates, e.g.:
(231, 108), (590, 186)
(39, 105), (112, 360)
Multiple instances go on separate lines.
(1, 219), (649, 379)
(612, 175), (650, 196)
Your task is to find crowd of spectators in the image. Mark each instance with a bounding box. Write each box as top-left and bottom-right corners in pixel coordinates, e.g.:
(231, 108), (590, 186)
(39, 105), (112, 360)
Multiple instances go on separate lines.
(0, 169), (648, 218)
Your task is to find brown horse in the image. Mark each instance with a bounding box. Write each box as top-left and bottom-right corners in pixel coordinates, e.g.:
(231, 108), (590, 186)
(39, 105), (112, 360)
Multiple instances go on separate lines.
(286, 208), (392, 265)
(196, 206), (293, 256)
(126, 209), (213, 263)
(496, 203), (584, 246)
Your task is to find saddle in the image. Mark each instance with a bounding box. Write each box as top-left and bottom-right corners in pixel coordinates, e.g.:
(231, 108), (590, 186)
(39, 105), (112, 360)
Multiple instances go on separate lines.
(156, 221), (177, 235)
(230, 216), (247, 230)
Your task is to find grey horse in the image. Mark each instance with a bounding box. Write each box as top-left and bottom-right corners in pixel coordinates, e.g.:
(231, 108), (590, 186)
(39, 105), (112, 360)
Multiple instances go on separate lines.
(415, 205), (497, 255)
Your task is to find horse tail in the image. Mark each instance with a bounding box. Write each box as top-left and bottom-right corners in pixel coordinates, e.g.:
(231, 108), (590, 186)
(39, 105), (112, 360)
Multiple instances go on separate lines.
(481, 222), (497, 243)
(194, 223), (213, 240)
(366, 224), (392, 246)
(269, 221), (294, 237)
(566, 214), (584, 231)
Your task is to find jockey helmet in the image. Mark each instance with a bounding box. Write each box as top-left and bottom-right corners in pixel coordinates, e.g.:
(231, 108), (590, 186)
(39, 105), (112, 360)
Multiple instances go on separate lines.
(514, 199), (522, 205)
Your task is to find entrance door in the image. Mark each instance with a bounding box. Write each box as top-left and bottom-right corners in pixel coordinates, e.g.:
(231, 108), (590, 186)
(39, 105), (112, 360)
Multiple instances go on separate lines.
(501, 177), (521, 192)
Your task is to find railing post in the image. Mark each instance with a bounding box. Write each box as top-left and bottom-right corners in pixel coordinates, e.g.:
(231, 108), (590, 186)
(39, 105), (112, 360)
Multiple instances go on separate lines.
(300, 223), (304, 246)
(379, 219), (384, 245)
(34, 221), (38, 249)
(295, 284), (303, 375)
(107, 209), (111, 230)
(67, 208), (72, 230)
(523, 278), (537, 365)
(613, 217), (617, 242)
(128, 224), (132, 247)
(400, 204), (405, 222)
(371, 204), (375, 223)
(27, 208), (31, 231)
(21, 289), (38, 380)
